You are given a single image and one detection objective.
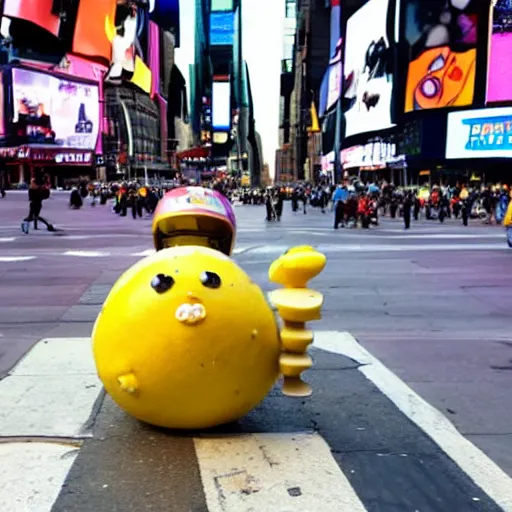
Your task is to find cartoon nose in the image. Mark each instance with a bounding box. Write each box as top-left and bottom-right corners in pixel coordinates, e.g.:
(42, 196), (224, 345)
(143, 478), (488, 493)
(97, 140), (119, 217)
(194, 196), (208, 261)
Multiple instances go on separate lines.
(175, 303), (206, 326)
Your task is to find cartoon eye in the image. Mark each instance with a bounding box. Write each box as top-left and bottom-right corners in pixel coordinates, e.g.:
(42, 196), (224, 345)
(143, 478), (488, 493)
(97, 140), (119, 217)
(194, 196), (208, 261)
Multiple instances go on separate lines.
(429, 55), (445, 73)
(151, 274), (175, 294)
(420, 77), (440, 98)
(200, 271), (222, 289)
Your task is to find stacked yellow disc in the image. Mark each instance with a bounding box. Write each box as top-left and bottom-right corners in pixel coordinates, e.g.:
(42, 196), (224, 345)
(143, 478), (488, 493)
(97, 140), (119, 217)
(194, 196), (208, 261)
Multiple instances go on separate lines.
(267, 246), (327, 397)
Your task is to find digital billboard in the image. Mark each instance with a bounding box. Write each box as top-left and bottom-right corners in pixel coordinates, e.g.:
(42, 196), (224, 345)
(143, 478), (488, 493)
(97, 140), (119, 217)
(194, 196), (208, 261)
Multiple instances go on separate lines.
(487, 0), (512, 103)
(212, 82), (231, 130)
(3, 0), (60, 37)
(403, 0), (478, 112)
(11, 68), (100, 150)
(211, 0), (233, 9)
(73, 0), (117, 62)
(210, 11), (234, 46)
(105, 1), (152, 94)
(149, 0), (180, 45)
(343, 0), (393, 137)
(446, 107), (512, 159)
(327, 39), (343, 111)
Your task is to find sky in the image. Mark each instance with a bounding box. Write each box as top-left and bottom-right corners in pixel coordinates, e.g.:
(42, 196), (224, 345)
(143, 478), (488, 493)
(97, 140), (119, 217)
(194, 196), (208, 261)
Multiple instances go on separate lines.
(174, 0), (284, 177)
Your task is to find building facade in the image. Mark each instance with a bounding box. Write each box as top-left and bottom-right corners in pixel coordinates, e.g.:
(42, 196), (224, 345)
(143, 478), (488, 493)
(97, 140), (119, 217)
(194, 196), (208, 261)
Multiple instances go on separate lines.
(190, 0), (263, 186)
(0, 0), (186, 188)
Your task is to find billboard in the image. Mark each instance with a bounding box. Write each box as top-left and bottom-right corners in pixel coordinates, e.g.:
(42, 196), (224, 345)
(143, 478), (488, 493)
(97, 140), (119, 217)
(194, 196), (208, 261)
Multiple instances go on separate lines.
(3, 0), (60, 37)
(150, 0), (180, 45)
(210, 11), (234, 46)
(105, 1), (152, 94)
(212, 82), (231, 130)
(11, 68), (100, 150)
(403, 0), (478, 112)
(487, 0), (512, 103)
(343, 0), (393, 137)
(446, 107), (512, 159)
(211, 0), (233, 9)
(327, 39), (343, 111)
(73, 0), (117, 62)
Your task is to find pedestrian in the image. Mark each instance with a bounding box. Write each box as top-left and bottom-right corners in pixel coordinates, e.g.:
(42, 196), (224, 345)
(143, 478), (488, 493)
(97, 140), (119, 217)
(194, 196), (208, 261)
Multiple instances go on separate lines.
(0, 171), (5, 198)
(503, 190), (512, 247)
(21, 178), (55, 234)
(332, 185), (348, 229)
(403, 192), (412, 229)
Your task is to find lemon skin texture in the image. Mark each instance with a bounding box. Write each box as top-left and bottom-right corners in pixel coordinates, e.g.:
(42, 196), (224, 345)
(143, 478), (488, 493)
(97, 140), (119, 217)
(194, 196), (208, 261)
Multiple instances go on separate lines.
(92, 246), (281, 429)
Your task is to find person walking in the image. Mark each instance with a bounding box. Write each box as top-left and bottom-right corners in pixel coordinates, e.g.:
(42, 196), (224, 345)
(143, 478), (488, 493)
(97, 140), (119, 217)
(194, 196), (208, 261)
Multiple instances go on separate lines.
(21, 178), (55, 233)
(403, 191), (412, 229)
(333, 185), (348, 229)
(0, 171), (5, 198)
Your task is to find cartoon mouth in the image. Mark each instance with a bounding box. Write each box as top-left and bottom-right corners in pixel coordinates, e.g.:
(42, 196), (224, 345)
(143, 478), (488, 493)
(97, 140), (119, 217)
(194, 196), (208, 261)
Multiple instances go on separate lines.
(175, 303), (206, 326)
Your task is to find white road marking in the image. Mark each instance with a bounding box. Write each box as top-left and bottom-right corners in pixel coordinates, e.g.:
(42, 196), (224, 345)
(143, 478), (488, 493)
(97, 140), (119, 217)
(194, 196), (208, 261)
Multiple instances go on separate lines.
(237, 243), (509, 255)
(195, 433), (366, 512)
(63, 250), (110, 258)
(131, 249), (156, 257)
(0, 338), (101, 438)
(313, 331), (512, 511)
(0, 442), (80, 512)
(0, 241), (510, 263)
(0, 256), (36, 262)
(0, 237), (15, 242)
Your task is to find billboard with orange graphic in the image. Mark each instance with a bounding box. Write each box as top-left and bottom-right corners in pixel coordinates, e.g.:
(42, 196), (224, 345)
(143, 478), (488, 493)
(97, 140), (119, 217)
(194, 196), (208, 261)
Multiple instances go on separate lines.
(3, 0), (60, 37)
(403, 0), (478, 113)
(73, 0), (117, 62)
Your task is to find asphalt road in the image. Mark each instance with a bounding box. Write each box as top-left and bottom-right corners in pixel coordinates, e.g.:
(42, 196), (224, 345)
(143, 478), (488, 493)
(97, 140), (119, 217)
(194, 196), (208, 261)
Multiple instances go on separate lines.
(1, 190), (512, 511)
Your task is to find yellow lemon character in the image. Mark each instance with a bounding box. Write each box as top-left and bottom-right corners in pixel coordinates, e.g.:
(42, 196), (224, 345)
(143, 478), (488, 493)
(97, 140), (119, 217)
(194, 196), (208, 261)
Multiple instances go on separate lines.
(92, 246), (281, 429)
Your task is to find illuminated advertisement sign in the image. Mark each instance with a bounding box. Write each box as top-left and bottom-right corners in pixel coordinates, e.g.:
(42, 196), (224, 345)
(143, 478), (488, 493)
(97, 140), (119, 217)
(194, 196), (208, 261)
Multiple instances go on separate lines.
(210, 11), (234, 46)
(12, 69), (100, 150)
(343, 0), (394, 137)
(73, 0), (117, 62)
(342, 142), (398, 168)
(487, 0), (512, 103)
(446, 107), (512, 158)
(104, 1), (152, 94)
(211, 0), (233, 9)
(3, 0), (60, 36)
(403, 0), (477, 112)
(327, 39), (343, 111)
(212, 81), (231, 130)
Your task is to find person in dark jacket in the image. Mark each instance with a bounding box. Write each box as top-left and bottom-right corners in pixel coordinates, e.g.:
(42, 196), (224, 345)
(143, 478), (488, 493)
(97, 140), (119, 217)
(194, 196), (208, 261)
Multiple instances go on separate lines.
(403, 192), (412, 229)
(21, 179), (55, 233)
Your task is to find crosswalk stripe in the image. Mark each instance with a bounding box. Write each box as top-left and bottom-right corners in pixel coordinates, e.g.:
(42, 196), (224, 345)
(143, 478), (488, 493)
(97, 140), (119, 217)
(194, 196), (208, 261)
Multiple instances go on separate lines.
(314, 332), (512, 510)
(195, 433), (366, 512)
(0, 337), (101, 438)
(0, 442), (80, 512)
(63, 250), (111, 257)
(0, 256), (36, 262)
(0, 338), (101, 512)
(0, 237), (15, 242)
(132, 249), (156, 257)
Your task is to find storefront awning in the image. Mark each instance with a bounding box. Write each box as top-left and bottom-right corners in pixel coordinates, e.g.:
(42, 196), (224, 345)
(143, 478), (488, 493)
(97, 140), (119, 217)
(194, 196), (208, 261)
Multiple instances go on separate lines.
(177, 146), (210, 160)
(0, 146), (93, 166)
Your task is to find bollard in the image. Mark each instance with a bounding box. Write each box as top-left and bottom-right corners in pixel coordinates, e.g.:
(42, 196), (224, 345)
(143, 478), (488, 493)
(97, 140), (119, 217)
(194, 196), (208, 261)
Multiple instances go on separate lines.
(268, 246), (327, 397)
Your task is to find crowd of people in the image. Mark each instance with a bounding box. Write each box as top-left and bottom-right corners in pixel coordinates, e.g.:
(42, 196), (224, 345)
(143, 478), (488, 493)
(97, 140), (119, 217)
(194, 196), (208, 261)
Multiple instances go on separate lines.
(11, 172), (512, 242)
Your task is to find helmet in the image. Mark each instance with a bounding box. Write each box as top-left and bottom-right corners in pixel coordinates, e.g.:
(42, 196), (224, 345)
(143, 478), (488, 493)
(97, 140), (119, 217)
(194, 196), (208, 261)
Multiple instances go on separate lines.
(152, 186), (236, 255)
